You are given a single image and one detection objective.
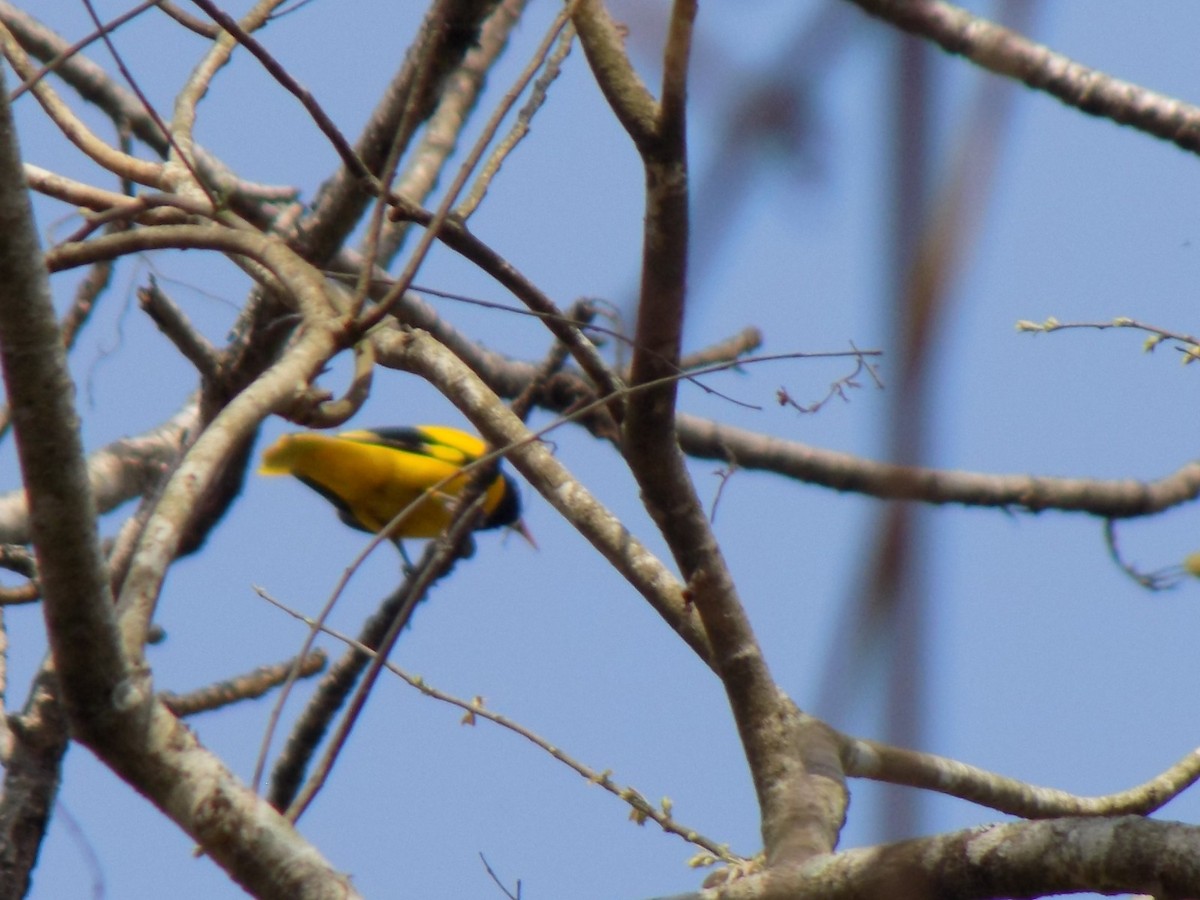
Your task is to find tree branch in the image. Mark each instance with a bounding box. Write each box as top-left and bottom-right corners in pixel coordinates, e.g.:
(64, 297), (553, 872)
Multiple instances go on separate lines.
(292, 0), (503, 266)
(0, 63), (356, 898)
(677, 413), (1200, 518)
(571, 0), (659, 150)
(846, 0), (1200, 156)
(577, 0), (847, 868)
(375, 326), (713, 663)
(843, 735), (1200, 818)
(0, 672), (67, 898)
(0, 19), (163, 186)
(672, 816), (1200, 899)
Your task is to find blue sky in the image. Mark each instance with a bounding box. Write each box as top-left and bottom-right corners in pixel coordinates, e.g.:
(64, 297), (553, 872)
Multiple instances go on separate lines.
(9, 2), (1200, 897)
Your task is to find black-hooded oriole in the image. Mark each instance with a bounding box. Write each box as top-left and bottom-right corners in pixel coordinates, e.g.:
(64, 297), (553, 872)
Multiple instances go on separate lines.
(259, 425), (531, 544)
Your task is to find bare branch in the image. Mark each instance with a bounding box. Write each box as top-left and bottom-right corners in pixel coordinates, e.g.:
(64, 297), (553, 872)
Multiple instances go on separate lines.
(571, 0), (659, 149)
(156, 2), (220, 39)
(171, 0), (284, 194)
(0, 20), (163, 186)
(679, 327), (764, 371)
(0, 1), (168, 150)
(375, 327), (712, 663)
(115, 291), (342, 659)
(138, 280), (222, 384)
(159, 650), (328, 718)
(2, 6), (296, 204)
(281, 490), (501, 822)
(185, 0), (370, 183)
(0, 404), (195, 544)
(0, 673), (66, 898)
(266, 582), (417, 811)
(0, 585), (38, 606)
(24, 163), (186, 227)
(844, 735), (1200, 818)
(673, 817), (1200, 899)
(456, 9), (576, 219)
(676, 413), (1200, 518)
(293, 0), (504, 266)
(361, 6), (579, 331)
(0, 72), (122, 708)
(0, 63), (355, 897)
(10, 0), (159, 101)
(59, 225), (120, 349)
(378, 0), (528, 263)
(264, 592), (744, 863)
(77, 0), (219, 207)
(589, 0), (846, 869)
(386, 207), (627, 411)
(847, 0), (1200, 156)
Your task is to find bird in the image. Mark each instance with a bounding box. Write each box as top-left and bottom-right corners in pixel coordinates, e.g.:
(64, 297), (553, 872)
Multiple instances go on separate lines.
(258, 425), (533, 550)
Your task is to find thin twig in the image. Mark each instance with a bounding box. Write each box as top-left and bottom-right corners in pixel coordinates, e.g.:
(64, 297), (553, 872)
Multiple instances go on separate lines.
(260, 590), (744, 862)
(78, 0), (215, 205)
(1017, 316), (1200, 362)
(0, 20), (162, 186)
(379, 0), (528, 263)
(11, 0), (160, 100)
(280, 490), (495, 822)
(364, 6), (578, 332)
(479, 853), (521, 900)
(456, 13), (578, 219)
(186, 0), (371, 183)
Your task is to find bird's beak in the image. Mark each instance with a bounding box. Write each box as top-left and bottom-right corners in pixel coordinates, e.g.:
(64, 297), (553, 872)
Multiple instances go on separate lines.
(510, 518), (538, 550)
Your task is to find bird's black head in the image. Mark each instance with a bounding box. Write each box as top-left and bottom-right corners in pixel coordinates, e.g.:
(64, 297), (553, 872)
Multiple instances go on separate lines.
(483, 472), (523, 530)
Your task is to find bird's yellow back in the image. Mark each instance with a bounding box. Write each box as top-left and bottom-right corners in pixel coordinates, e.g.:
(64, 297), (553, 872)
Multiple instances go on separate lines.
(259, 426), (514, 539)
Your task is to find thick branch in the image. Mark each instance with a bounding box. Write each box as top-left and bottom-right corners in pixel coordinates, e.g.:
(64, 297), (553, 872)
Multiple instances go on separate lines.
(0, 69), (123, 723)
(160, 651), (328, 718)
(116, 312), (343, 660)
(678, 816), (1200, 899)
(0, 404), (197, 544)
(0, 672), (67, 898)
(571, 0), (659, 150)
(418, 213), (625, 405)
(0, 64), (355, 898)
(597, 0), (843, 868)
(374, 327), (713, 663)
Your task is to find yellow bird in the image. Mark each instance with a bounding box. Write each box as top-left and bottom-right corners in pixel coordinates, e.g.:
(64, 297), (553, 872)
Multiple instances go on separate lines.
(259, 425), (532, 546)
